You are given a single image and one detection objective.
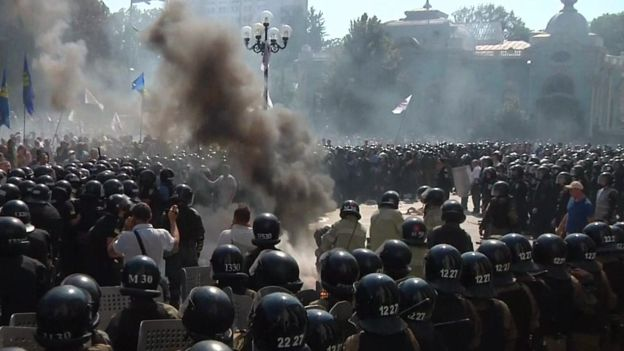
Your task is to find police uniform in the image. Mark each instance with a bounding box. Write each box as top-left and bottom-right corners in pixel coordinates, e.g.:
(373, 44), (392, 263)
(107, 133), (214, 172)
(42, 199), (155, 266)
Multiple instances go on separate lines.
(470, 298), (517, 351)
(594, 186), (618, 224)
(495, 282), (540, 351)
(0, 255), (50, 325)
(344, 329), (421, 351)
(427, 224), (473, 254)
(510, 179), (529, 231)
(86, 213), (123, 286)
(480, 196), (518, 238)
(423, 205), (443, 234)
(319, 217), (366, 253)
(431, 293), (481, 351)
(369, 208), (403, 250)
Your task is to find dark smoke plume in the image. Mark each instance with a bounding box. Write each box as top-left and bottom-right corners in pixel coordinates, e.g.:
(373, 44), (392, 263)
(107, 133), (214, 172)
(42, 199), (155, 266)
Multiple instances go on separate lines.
(145, 1), (335, 234)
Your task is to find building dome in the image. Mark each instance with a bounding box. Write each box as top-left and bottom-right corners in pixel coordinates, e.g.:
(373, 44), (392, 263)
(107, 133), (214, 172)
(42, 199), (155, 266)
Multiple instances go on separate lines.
(546, 0), (589, 37)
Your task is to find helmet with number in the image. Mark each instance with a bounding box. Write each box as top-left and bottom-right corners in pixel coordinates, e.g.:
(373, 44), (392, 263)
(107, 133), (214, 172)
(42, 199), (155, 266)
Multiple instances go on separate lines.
(103, 179), (124, 197)
(122, 179), (140, 201)
(187, 340), (233, 351)
(610, 224), (624, 254)
(477, 240), (515, 286)
(500, 233), (541, 274)
(441, 200), (466, 223)
(35, 286), (92, 349)
(491, 181), (510, 197)
(0, 216), (29, 256)
(305, 309), (342, 351)
(351, 248), (383, 278)
(398, 278), (437, 323)
(250, 292), (308, 351)
(0, 183), (21, 204)
(105, 194), (132, 215)
(172, 184), (194, 207)
(402, 217), (427, 246)
(120, 255), (161, 297)
(182, 286), (235, 342)
(564, 234), (600, 273)
(210, 244), (248, 281)
(0, 200), (35, 232)
(380, 190), (400, 209)
(583, 221), (616, 253)
(460, 252), (495, 299)
(318, 249), (359, 299)
(8, 168), (26, 179)
(18, 179), (36, 198)
(598, 172), (613, 187)
(424, 244), (464, 294)
(27, 184), (51, 204)
(61, 274), (102, 328)
(556, 172), (572, 186)
(83, 180), (104, 199)
(250, 250), (303, 293)
(423, 188), (446, 207)
(252, 213), (281, 246)
(532, 234), (569, 280)
(416, 186), (431, 203)
(376, 240), (412, 280)
(35, 175), (55, 188)
(339, 200), (361, 220)
(354, 273), (406, 335)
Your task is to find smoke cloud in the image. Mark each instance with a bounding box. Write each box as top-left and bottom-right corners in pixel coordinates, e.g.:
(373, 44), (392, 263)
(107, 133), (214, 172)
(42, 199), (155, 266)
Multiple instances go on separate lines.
(144, 1), (335, 236)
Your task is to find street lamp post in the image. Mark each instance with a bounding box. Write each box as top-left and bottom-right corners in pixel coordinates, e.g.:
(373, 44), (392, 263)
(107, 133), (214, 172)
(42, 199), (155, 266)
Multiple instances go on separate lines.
(241, 10), (292, 109)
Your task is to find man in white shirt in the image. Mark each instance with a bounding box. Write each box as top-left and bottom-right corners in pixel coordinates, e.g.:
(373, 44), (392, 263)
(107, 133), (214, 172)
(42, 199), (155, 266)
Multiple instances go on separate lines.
(108, 202), (180, 277)
(470, 159), (482, 214)
(217, 206), (254, 254)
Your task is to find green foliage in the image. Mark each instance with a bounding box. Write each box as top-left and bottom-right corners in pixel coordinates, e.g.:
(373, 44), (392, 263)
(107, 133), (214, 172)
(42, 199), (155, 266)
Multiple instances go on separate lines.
(453, 4), (532, 41)
(591, 12), (624, 55)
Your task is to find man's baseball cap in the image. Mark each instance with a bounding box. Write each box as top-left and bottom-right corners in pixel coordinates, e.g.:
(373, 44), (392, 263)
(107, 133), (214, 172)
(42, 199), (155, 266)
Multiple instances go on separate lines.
(565, 181), (584, 191)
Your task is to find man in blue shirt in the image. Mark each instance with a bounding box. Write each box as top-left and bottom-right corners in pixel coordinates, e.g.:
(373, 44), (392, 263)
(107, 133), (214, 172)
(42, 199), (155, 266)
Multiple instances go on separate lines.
(558, 181), (593, 236)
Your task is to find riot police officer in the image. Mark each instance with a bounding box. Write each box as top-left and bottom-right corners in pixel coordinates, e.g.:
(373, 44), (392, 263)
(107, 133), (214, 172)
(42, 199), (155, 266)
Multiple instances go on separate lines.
(0, 199), (51, 269)
(318, 200), (366, 256)
(398, 278), (446, 351)
(242, 213), (281, 274)
(554, 172), (572, 228)
(377, 239), (413, 281)
(422, 188), (445, 233)
(531, 167), (557, 236)
(428, 200), (473, 253)
(480, 181), (518, 239)
(186, 341), (233, 351)
(305, 309), (344, 351)
(351, 248), (383, 279)
(594, 172), (618, 223)
(181, 286), (235, 346)
(509, 165), (529, 231)
(369, 190), (404, 250)
(0, 216), (49, 326)
(480, 166), (497, 212)
(106, 255), (179, 351)
(25, 183), (62, 261)
(344, 273), (420, 350)
(249, 250), (303, 293)
(401, 217), (428, 277)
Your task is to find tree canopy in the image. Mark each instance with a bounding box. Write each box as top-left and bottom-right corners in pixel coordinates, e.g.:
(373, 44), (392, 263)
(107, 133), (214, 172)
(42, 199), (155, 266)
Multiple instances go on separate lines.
(453, 4), (532, 41)
(591, 12), (624, 56)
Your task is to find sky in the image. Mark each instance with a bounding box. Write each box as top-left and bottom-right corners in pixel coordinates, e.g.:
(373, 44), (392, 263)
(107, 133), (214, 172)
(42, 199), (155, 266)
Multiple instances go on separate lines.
(104, 0), (622, 39)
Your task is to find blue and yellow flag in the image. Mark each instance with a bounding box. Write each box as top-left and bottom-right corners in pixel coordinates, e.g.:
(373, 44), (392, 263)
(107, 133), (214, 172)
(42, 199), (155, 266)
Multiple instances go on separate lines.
(23, 56), (34, 116)
(132, 72), (145, 93)
(0, 68), (9, 128)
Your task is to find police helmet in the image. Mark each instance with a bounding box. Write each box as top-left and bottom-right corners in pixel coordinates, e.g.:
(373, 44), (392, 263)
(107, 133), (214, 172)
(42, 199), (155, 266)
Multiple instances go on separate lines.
(598, 172), (613, 187)
(18, 179), (36, 198)
(556, 172), (572, 186)
(354, 273), (406, 336)
(0, 216), (29, 256)
(8, 168), (26, 179)
(96, 170), (116, 184)
(27, 184), (51, 204)
(564, 234), (600, 273)
(250, 292), (308, 351)
(61, 274), (102, 328)
(305, 309), (342, 351)
(583, 221), (616, 254)
(610, 224), (624, 254)
(491, 181), (510, 197)
(380, 191), (400, 209)
(6, 176), (22, 186)
(477, 240), (515, 286)
(105, 194), (132, 215)
(532, 234), (569, 280)
(402, 217), (427, 246)
(120, 255), (161, 297)
(187, 341), (233, 351)
(83, 180), (104, 199)
(500, 233), (541, 274)
(318, 249), (359, 299)
(423, 188), (446, 207)
(398, 278), (437, 323)
(460, 252), (495, 299)
(249, 250), (303, 293)
(172, 184), (194, 207)
(103, 179), (124, 197)
(160, 168), (175, 182)
(351, 248), (383, 278)
(0, 200), (34, 232)
(252, 213), (281, 246)
(416, 186), (430, 203)
(35, 175), (55, 188)
(210, 244), (248, 282)
(441, 200), (466, 223)
(139, 169), (157, 187)
(34, 165), (54, 179)
(0, 183), (21, 205)
(376, 240), (412, 281)
(182, 286), (234, 342)
(424, 244), (464, 294)
(122, 179), (140, 201)
(339, 200), (361, 220)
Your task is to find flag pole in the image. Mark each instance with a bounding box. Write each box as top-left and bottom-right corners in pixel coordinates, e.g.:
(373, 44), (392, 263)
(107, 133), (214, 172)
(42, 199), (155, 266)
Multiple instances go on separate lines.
(139, 92), (143, 143)
(52, 111), (64, 150)
(22, 104), (26, 144)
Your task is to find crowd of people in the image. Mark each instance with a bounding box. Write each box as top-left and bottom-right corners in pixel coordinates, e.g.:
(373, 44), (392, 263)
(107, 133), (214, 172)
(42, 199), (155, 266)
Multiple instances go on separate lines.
(1, 137), (624, 350)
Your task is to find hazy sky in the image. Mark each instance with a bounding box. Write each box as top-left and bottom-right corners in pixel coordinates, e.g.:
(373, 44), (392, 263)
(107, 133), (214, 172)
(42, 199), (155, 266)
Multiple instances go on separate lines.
(104, 0), (622, 38)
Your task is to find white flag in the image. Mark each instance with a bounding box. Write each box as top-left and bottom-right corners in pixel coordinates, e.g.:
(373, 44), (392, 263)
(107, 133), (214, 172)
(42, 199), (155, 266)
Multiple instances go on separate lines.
(85, 88), (104, 111)
(392, 95), (413, 115)
(111, 113), (123, 133)
(67, 110), (75, 122)
(267, 91), (274, 109)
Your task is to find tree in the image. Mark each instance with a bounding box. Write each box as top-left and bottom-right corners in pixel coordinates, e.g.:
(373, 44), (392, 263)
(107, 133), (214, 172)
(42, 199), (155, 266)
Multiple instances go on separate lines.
(71, 0), (111, 61)
(591, 13), (624, 55)
(453, 4), (531, 41)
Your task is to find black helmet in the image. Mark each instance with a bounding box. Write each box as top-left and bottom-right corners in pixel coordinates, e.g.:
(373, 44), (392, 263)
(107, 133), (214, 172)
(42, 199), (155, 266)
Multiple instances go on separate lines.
(122, 179), (140, 201)
(416, 185), (430, 202)
(0, 184), (21, 205)
(441, 200), (466, 223)
(160, 168), (175, 181)
(500, 233), (541, 273)
(351, 248), (383, 278)
(8, 168), (26, 179)
(6, 176), (23, 186)
(249, 250), (303, 293)
(532, 234), (569, 280)
(376, 240), (412, 280)
(96, 170), (116, 184)
(187, 340), (233, 351)
(354, 273), (406, 335)
(51, 185), (69, 205)
(510, 165), (524, 179)
(402, 217), (427, 246)
(319, 249), (359, 299)
(139, 169), (157, 187)
(120, 255), (161, 297)
(583, 221), (616, 253)
(103, 179), (124, 197)
(252, 213), (281, 246)
(83, 180), (104, 199)
(380, 190), (400, 209)
(460, 252), (495, 299)
(55, 179), (73, 198)
(250, 292), (307, 351)
(477, 240), (515, 286)
(35, 175), (55, 188)
(34, 165), (54, 179)
(565, 233), (600, 273)
(105, 194), (132, 215)
(210, 244), (248, 281)
(61, 274), (102, 328)
(35, 286), (92, 349)
(423, 188), (446, 207)
(598, 172), (613, 187)
(21, 166), (34, 179)
(18, 179), (36, 198)
(27, 184), (51, 204)
(556, 172), (572, 186)
(182, 286), (235, 342)
(305, 309), (342, 351)
(424, 244), (463, 294)
(172, 184), (194, 206)
(0, 200), (34, 232)
(491, 181), (510, 197)
(0, 216), (29, 256)
(339, 200), (361, 220)
(398, 278), (437, 323)
(611, 224), (624, 253)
